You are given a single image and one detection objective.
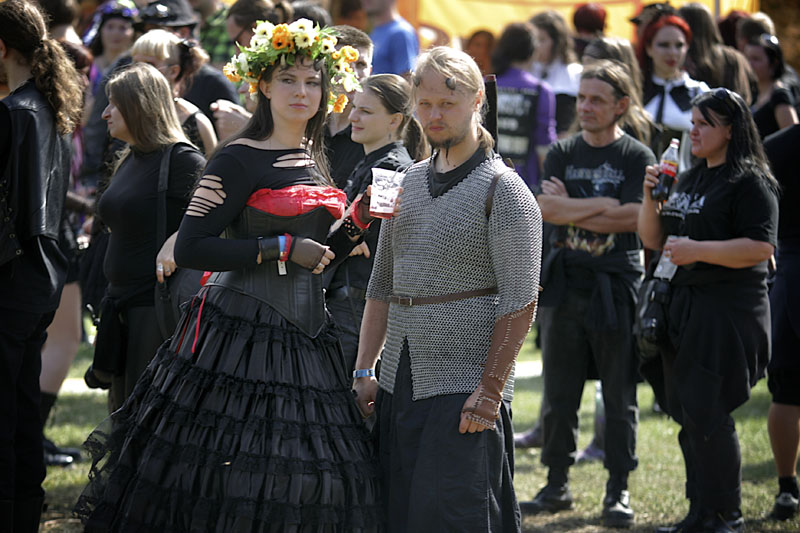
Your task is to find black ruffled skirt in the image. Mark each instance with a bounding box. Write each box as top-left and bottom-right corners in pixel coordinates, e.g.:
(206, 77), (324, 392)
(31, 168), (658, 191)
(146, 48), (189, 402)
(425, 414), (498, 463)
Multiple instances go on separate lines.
(75, 285), (381, 532)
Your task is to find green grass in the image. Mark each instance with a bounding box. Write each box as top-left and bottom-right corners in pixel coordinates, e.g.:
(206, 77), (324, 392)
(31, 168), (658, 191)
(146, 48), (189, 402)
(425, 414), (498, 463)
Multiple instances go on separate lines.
(39, 335), (800, 532)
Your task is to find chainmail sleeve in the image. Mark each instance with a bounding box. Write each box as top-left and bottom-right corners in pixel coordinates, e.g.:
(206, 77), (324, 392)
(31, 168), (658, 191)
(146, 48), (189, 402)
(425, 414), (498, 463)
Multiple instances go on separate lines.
(488, 174), (543, 318)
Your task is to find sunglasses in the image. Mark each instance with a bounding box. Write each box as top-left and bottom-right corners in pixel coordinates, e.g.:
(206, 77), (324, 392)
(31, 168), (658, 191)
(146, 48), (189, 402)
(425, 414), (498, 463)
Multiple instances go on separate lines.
(140, 3), (171, 20)
(711, 87), (737, 115)
(99, 2), (138, 19)
(759, 33), (780, 49)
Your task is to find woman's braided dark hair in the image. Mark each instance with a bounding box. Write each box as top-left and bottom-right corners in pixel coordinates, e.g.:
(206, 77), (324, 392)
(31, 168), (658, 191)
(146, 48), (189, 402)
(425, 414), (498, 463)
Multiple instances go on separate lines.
(0, 0), (83, 134)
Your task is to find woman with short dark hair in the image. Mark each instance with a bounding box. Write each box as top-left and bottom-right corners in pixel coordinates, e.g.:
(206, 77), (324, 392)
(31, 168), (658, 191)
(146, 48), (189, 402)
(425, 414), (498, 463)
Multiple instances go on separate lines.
(492, 22), (556, 189)
(745, 33), (798, 139)
(638, 88), (779, 533)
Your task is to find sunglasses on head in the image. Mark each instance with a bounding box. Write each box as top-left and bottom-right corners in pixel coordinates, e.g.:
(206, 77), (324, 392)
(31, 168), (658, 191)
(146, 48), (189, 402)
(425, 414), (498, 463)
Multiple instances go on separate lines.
(759, 33), (780, 49)
(140, 3), (171, 20)
(711, 87), (737, 115)
(99, 2), (138, 19)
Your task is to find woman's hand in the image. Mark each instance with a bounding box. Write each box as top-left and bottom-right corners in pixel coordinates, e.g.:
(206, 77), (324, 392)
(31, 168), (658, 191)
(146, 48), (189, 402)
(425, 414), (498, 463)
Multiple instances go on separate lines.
(363, 185), (403, 219)
(642, 165), (660, 203)
(156, 232), (179, 283)
(349, 242), (370, 257)
(289, 236), (335, 274)
(663, 236), (700, 266)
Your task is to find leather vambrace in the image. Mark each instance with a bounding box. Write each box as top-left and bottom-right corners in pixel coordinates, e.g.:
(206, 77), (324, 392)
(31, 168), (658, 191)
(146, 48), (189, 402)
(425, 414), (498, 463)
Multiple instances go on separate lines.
(462, 300), (538, 429)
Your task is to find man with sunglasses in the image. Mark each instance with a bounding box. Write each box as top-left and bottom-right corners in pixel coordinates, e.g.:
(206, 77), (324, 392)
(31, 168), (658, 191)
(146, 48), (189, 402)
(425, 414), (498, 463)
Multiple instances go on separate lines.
(520, 61), (655, 528)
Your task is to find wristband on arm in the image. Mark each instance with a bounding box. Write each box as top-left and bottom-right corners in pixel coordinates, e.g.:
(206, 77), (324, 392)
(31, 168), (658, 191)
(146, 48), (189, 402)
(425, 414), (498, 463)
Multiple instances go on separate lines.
(462, 300), (538, 429)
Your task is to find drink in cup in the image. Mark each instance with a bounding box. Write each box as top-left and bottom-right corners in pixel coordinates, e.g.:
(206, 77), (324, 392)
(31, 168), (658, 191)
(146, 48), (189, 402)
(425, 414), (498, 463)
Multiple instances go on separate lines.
(369, 168), (403, 219)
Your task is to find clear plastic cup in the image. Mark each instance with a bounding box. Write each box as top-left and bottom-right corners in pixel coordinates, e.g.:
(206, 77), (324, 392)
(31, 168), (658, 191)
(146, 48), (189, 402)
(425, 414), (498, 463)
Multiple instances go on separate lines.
(369, 168), (403, 219)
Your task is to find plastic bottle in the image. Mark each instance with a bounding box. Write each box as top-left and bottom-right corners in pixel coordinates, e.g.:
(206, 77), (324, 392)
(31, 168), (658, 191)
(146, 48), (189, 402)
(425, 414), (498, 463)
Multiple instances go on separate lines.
(651, 138), (680, 202)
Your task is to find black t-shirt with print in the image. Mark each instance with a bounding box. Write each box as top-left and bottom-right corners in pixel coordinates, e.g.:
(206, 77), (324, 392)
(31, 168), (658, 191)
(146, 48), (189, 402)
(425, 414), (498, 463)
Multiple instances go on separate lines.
(660, 163), (779, 284)
(543, 133), (656, 256)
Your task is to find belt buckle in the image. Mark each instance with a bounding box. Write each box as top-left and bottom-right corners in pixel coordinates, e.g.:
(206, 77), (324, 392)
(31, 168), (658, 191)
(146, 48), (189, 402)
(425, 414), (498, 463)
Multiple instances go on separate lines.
(396, 296), (413, 306)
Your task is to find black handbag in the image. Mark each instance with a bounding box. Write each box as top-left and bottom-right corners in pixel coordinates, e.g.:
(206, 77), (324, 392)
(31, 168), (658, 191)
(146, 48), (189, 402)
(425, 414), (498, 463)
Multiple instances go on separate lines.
(153, 143), (203, 339)
(632, 277), (672, 362)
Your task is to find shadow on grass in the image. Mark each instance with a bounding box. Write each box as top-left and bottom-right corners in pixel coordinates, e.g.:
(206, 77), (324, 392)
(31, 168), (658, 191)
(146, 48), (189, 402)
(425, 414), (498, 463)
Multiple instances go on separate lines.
(732, 385), (772, 420)
(48, 394), (108, 428)
(742, 457), (779, 484)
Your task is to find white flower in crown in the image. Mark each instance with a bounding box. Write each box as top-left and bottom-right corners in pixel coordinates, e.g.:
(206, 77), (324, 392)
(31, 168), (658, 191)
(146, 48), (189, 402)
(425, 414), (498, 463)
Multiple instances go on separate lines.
(332, 59), (349, 74)
(252, 20), (275, 44)
(294, 29), (315, 49)
(319, 37), (337, 55)
(236, 52), (249, 75)
(288, 18), (314, 35)
(341, 72), (360, 93)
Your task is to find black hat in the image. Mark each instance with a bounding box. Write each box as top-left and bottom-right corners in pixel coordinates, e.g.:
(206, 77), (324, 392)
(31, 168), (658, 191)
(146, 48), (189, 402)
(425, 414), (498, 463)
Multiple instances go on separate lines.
(138, 0), (198, 28)
(629, 2), (675, 26)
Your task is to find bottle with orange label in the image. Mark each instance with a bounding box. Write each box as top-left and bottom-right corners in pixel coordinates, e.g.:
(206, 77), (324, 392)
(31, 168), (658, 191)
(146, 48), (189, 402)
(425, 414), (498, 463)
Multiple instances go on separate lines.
(651, 138), (680, 202)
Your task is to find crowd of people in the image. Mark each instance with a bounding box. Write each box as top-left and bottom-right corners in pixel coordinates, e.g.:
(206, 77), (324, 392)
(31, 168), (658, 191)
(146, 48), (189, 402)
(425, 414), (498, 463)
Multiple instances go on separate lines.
(0, 0), (798, 531)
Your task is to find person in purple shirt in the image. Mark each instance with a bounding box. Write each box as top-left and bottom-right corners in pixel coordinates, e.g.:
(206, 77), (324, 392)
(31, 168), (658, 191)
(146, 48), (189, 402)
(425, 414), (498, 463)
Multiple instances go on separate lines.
(362, 0), (418, 75)
(492, 22), (557, 189)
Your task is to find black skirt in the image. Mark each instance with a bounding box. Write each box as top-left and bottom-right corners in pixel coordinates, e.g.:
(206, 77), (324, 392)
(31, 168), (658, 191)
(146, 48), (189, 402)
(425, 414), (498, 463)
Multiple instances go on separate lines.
(75, 285), (381, 532)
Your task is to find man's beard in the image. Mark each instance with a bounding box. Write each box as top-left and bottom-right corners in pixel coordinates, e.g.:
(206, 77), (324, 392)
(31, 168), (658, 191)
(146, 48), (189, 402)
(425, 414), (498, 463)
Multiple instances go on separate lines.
(426, 127), (468, 153)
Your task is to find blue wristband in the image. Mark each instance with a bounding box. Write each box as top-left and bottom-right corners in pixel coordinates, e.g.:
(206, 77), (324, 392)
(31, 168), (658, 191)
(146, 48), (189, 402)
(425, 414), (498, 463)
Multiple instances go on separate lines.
(352, 368), (375, 379)
(278, 235), (285, 258)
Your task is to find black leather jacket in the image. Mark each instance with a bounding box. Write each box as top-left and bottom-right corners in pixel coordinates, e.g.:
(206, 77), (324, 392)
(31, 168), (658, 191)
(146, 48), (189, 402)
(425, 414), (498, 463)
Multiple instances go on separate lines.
(1, 80), (71, 265)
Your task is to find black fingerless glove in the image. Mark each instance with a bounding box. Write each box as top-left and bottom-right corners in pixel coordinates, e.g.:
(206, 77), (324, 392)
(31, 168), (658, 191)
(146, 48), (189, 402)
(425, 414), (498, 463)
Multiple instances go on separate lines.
(289, 236), (327, 270)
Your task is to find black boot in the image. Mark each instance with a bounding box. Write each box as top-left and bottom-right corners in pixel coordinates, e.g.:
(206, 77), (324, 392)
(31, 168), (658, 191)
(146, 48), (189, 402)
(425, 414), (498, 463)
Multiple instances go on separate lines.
(0, 500), (13, 533)
(603, 473), (634, 528)
(654, 500), (702, 533)
(700, 509), (743, 533)
(12, 496), (44, 533)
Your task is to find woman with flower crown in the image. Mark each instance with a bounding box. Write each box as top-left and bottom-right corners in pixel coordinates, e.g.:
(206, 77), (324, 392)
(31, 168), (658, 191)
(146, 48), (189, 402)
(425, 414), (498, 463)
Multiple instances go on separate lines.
(75, 19), (382, 531)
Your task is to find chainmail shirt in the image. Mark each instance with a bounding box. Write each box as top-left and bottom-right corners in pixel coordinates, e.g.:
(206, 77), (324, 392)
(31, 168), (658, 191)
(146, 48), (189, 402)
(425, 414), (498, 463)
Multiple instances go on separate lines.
(367, 154), (543, 400)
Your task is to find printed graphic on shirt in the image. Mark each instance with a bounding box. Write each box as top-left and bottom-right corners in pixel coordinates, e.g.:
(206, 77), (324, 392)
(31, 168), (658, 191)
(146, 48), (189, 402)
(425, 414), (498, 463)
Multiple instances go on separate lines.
(553, 161), (626, 256)
(497, 87), (540, 165)
(661, 191), (705, 219)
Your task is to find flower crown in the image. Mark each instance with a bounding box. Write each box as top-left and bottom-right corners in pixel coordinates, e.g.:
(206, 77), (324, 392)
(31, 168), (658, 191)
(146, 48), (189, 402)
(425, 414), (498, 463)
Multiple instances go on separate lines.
(223, 18), (361, 113)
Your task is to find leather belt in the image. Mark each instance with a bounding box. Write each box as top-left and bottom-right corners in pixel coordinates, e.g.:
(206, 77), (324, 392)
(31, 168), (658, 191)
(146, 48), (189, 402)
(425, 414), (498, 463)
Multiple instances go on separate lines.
(389, 287), (498, 306)
(326, 285), (367, 301)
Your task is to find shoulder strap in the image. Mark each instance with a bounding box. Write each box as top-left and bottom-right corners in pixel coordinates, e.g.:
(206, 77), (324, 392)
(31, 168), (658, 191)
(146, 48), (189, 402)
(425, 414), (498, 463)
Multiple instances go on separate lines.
(485, 159), (515, 218)
(156, 143), (177, 250)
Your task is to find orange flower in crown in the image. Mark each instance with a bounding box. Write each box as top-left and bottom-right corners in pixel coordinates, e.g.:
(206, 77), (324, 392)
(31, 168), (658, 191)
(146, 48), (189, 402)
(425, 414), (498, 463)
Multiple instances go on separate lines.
(271, 24), (291, 50)
(332, 93), (348, 113)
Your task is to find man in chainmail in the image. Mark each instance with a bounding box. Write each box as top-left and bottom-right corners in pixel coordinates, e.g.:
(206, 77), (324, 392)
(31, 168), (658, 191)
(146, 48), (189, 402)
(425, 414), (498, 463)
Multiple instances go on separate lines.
(520, 60), (656, 528)
(352, 46), (542, 531)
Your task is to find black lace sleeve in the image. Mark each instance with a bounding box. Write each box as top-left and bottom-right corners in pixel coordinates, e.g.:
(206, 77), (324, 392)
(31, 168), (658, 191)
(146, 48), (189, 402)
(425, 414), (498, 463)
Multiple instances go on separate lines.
(174, 150), (261, 271)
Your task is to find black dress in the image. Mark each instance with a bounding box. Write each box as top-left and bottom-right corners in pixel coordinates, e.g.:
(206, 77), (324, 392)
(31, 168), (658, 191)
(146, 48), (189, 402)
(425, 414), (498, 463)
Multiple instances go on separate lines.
(752, 86), (795, 139)
(75, 145), (381, 531)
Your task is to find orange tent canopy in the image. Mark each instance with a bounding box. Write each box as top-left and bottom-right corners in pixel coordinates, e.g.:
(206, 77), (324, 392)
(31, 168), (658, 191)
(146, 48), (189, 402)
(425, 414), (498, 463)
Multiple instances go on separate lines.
(398, 0), (758, 45)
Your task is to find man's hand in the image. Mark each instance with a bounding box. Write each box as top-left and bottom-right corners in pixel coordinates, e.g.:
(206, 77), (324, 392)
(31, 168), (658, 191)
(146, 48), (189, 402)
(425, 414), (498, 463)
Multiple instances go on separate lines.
(459, 387), (495, 434)
(540, 176), (569, 197)
(352, 376), (379, 418)
(211, 99), (252, 141)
